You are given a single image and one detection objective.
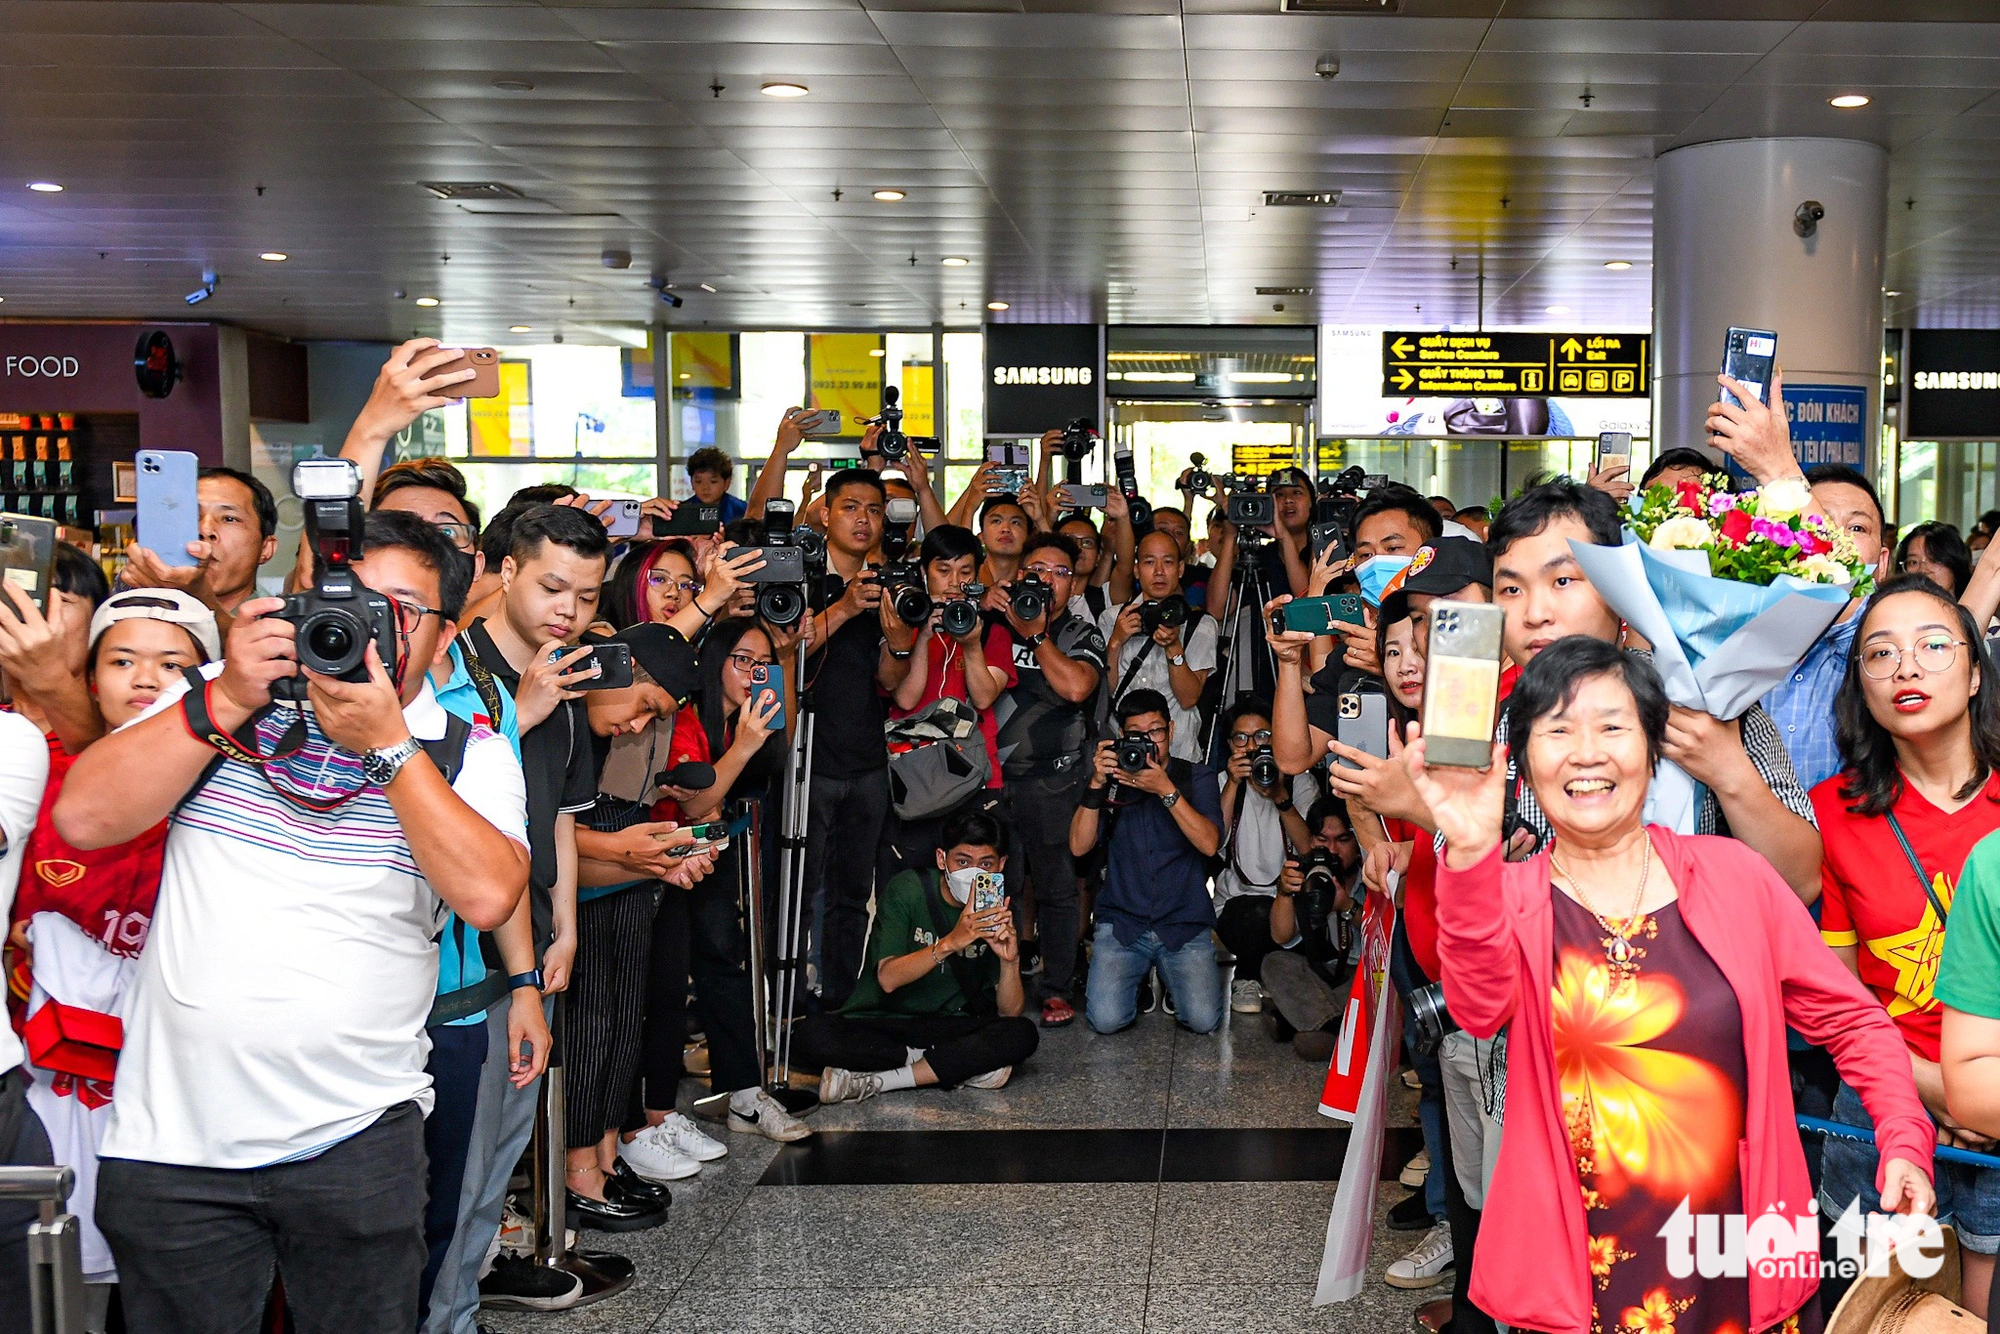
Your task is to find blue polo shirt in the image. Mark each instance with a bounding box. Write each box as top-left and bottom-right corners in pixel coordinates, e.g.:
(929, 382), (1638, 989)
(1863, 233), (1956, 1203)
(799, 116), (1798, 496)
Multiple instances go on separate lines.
(432, 639), (522, 1027)
(1096, 761), (1225, 950)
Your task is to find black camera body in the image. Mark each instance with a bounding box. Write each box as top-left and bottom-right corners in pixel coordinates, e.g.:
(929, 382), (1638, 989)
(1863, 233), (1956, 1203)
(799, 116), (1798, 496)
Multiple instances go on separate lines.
(1138, 594), (1189, 636)
(1009, 573), (1050, 624)
(1112, 441), (1151, 533)
(273, 473), (398, 704)
(1250, 744), (1281, 790)
(1184, 450), (1213, 495)
(873, 560), (931, 627)
(745, 499), (821, 629)
(1227, 492), (1276, 529)
(937, 584), (984, 639)
(1114, 735), (1156, 772)
(1058, 416), (1098, 461)
(861, 385), (939, 463)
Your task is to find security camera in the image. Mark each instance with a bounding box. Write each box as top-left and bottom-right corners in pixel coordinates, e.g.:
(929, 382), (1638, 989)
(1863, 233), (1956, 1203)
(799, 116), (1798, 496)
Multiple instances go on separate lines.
(1794, 200), (1826, 238)
(648, 274), (683, 307)
(659, 290), (684, 308)
(1315, 54), (1339, 79)
(184, 270), (217, 306)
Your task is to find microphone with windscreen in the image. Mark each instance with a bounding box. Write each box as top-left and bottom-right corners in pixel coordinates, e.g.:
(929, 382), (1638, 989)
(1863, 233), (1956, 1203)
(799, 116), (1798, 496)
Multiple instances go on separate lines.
(656, 762), (717, 792)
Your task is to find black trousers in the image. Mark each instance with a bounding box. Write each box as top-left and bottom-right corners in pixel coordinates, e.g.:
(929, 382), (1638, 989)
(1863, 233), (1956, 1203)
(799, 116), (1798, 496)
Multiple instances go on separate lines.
(791, 1012), (1039, 1089)
(98, 1101), (427, 1334)
(808, 770), (891, 1010)
(1434, 1085), (1498, 1334)
(563, 887), (655, 1150)
(636, 849), (763, 1118)
(418, 1021), (487, 1321)
(1214, 894), (1282, 985)
(0, 1066), (54, 1334)
(1005, 770), (1084, 1000)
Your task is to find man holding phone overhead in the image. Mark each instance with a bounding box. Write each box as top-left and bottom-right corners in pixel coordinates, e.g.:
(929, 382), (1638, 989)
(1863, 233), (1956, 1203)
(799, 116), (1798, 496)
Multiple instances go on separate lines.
(122, 464), (279, 632)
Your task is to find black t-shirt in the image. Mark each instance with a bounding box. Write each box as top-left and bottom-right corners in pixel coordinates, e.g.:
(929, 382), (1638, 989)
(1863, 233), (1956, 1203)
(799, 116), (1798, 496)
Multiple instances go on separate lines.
(992, 610), (1108, 776)
(466, 621), (598, 954)
(806, 571), (888, 777)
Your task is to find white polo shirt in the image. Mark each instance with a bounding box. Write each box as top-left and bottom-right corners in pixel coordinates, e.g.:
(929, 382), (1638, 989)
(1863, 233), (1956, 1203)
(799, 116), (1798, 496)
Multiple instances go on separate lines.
(0, 710), (50, 1075)
(101, 666), (527, 1170)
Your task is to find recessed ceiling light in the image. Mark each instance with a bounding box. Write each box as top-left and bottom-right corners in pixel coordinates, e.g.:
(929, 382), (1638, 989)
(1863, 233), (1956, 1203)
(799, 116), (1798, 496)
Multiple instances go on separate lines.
(941, 256), (969, 267)
(27, 182), (62, 193)
(1885, 290), (1902, 297)
(872, 189), (906, 202)
(259, 251), (288, 262)
(761, 81), (809, 98)
(986, 301), (1010, 311)
(1830, 94), (1871, 109)
(415, 296), (440, 307)
(698, 283), (717, 293)
(1545, 304), (1571, 315)
(679, 372), (691, 380)
(509, 324), (532, 333)
(1603, 260), (1633, 271)
(868, 348), (887, 357)
(493, 78), (535, 92)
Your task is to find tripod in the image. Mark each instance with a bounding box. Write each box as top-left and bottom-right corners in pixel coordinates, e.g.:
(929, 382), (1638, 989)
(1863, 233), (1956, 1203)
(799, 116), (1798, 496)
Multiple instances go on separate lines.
(1201, 526), (1280, 761)
(763, 601), (825, 1113)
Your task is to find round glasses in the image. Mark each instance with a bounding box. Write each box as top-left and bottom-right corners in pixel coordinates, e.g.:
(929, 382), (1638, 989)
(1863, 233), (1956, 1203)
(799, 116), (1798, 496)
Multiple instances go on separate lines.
(1228, 728), (1274, 747)
(1860, 635), (1966, 680)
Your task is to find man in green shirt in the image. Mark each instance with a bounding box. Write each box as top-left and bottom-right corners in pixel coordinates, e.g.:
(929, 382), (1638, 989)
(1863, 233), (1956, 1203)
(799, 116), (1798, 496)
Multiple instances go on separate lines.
(796, 809), (1039, 1102)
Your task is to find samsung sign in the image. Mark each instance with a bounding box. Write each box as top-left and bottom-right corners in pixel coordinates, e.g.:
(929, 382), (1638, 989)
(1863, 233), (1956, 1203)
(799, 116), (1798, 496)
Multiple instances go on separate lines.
(1907, 330), (2000, 439)
(984, 324), (1102, 435)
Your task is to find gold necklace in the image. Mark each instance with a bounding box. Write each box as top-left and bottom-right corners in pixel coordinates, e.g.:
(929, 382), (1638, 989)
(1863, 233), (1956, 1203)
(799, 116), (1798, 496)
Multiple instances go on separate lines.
(1550, 839), (1652, 988)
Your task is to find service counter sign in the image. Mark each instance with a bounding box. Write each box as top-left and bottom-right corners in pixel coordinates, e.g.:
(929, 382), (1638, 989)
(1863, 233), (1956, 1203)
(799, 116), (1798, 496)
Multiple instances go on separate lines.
(984, 324), (1100, 436)
(1907, 330), (2000, 439)
(1381, 331), (1648, 398)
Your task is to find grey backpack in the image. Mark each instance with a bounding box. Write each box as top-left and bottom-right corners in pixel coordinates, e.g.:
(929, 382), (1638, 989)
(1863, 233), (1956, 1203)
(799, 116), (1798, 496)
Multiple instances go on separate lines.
(885, 696), (990, 820)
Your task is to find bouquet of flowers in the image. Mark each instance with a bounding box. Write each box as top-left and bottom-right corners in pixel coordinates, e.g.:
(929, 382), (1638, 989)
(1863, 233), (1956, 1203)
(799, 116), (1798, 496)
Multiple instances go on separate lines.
(1567, 472), (1865, 831)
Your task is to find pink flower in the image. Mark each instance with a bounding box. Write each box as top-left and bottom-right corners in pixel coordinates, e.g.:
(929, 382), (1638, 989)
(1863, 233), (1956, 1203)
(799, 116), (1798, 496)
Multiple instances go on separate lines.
(1797, 531), (1828, 556)
(1750, 517), (1799, 546)
(1707, 492), (1739, 516)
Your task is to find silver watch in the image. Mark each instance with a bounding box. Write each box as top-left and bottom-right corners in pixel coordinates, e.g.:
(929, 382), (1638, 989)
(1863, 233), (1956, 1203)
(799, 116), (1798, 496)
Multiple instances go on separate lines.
(1168, 652), (1186, 666)
(362, 736), (423, 788)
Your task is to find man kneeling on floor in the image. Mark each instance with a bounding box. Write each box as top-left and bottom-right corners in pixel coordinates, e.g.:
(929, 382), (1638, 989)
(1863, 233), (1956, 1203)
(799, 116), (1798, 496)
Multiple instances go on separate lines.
(799, 807), (1040, 1103)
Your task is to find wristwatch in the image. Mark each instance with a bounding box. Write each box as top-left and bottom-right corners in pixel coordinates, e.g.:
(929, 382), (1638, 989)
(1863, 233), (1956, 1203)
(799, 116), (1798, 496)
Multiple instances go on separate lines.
(1168, 653), (1186, 666)
(1026, 631), (1048, 648)
(508, 969), (544, 992)
(1160, 790), (1181, 809)
(361, 736), (423, 788)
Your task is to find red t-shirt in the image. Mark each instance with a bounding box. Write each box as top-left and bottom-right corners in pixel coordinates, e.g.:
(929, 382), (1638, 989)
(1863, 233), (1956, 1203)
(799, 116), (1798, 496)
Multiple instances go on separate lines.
(890, 624), (1018, 788)
(12, 740), (166, 960)
(1813, 769), (2000, 1063)
(1387, 816), (1442, 981)
(650, 709), (714, 826)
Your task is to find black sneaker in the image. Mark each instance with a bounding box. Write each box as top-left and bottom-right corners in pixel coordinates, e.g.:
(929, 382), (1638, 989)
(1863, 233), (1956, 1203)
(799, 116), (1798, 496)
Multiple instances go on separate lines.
(478, 1255), (584, 1311)
(1387, 1189), (1437, 1232)
(1137, 971), (1158, 1014)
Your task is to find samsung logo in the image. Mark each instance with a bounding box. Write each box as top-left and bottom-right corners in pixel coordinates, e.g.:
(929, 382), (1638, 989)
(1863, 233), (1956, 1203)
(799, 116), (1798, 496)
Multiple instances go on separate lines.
(1914, 371), (2000, 391)
(992, 365), (1093, 386)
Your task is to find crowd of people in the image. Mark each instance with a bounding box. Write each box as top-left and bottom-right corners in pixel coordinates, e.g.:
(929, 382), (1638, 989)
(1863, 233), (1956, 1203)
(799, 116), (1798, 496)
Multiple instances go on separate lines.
(5, 337), (2000, 1334)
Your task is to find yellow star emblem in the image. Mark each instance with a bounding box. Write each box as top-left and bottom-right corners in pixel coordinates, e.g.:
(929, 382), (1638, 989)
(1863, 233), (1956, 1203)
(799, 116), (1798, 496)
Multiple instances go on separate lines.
(1867, 872), (1952, 1016)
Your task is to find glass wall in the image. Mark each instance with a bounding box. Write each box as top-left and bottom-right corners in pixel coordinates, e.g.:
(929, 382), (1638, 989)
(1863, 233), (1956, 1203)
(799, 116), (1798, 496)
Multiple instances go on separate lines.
(1315, 436), (1655, 512)
(1894, 440), (2000, 531)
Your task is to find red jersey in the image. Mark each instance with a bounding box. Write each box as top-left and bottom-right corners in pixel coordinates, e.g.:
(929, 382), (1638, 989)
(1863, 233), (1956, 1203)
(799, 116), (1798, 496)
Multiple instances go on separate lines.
(1387, 816), (1441, 981)
(13, 740), (165, 960)
(1812, 769), (2000, 1062)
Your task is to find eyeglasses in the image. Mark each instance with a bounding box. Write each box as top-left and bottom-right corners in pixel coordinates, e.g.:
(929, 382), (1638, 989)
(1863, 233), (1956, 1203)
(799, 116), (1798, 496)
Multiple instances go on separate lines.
(1024, 565), (1073, 580)
(391, 599), (445, 635)
(1124, 725), (1169, 743)
(1860, 635), (1966, 679)
(726, 651), (773, 673)
(1228, 728), (1274, 746)
(432, 522), (476, 552)
(647, 571), (699, 595)
(1071, 537), (1100, 550)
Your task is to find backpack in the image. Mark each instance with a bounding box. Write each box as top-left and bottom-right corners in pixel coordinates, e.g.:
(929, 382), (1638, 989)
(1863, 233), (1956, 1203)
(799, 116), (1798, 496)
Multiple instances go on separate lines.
(885, 696), (991, 820)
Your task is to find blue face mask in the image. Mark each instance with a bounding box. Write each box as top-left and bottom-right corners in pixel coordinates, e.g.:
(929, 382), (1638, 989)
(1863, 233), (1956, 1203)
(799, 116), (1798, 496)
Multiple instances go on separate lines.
(1353, 555), (1414, 607)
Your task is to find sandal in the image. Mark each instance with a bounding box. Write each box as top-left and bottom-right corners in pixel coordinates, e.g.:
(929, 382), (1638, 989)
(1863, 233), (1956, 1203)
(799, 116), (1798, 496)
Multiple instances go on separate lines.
(1040, 996), (1075, 1028)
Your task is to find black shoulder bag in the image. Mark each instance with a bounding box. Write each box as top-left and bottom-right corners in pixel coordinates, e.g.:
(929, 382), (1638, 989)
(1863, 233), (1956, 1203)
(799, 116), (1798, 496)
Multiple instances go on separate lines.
(1885, 810), (1952, 926)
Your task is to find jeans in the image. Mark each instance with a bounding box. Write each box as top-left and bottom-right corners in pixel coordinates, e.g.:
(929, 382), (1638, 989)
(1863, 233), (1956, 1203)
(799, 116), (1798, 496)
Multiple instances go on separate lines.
(1085, 922), (1223, 1034)
(1438, 1029), (1504, 1210)
(419, 1023), (488, 1321)
(792, 1012), (1040, 1088)
(0, 1066), (54, 1334)
(808, 769), (890, 1010)
(1005, 771), (1085, 1000)
(98, 1102), (427, 1334)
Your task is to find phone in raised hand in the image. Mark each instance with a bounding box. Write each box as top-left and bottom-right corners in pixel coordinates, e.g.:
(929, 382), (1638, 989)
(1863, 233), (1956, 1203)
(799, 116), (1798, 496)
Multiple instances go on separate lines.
(1420, 600), (1504, 770)
(1720, 327), (1777, 410)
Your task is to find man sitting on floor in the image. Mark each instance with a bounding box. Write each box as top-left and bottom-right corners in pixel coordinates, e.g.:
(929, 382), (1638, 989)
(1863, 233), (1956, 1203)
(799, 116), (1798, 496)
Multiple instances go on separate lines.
(798, 808), (1040, 1103)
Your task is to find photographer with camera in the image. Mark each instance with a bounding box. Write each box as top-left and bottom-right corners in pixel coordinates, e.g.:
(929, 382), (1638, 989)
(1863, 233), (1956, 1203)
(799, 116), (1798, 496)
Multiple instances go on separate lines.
(1210, 698), (1319, 1017)
(1069, 689), (1225, 1034)
(55, 507), (530, 1331)
(1261, 796), (1364, 1058)
(1103, 529), (1215, 764)
(975, 494), (1032, 591)
(1207, 466), (1314, 608)
(988, 532), (1107, 1028)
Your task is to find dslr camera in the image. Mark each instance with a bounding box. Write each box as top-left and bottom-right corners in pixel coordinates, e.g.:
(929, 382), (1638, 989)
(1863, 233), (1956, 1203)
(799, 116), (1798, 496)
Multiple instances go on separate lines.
(1250, 744), (1281, 790)
(1114, 735), (1157, 772)
(871, 496), (932, 627)
(858, 385), (939, 463)
(1138, 594), (1190, 636)
(274, 458), (398, 703)
(1008, 573), (1050, 624)
(1058, 416), (1099, 462)
(732, 498), (812, 629)
(937, 584), (985, 639)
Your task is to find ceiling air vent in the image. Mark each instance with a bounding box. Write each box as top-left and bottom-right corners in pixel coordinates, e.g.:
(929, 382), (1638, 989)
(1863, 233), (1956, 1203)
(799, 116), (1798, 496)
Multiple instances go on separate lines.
(1261, 191), (1341, 208)
(422, 181), (526, 201)
(1280, 0), (1396, 12)
(1256, 286), (1314, 296)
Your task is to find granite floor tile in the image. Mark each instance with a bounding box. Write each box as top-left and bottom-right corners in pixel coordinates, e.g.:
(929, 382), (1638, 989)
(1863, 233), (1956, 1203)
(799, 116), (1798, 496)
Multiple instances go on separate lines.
(1146, 1179), (1341, 1285)
(656, 1282), (1151, 1334)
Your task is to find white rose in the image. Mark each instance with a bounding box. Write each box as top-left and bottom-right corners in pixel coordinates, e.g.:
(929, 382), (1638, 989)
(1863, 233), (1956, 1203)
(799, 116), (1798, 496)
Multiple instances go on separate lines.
(1647, 516), (1712, 551)
(1799, 553), (1852, 586)
(1759, 476), (1812, 520)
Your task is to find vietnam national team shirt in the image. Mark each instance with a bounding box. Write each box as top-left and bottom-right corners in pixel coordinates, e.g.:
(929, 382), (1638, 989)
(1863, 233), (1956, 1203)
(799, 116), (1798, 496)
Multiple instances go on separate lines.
(1812, 769), (2000, 1063)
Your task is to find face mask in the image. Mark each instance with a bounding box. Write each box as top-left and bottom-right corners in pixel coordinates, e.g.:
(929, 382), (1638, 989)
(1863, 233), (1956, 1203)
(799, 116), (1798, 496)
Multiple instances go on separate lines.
(943, 867), (996, 903)
(1352, 554), (1414, 608)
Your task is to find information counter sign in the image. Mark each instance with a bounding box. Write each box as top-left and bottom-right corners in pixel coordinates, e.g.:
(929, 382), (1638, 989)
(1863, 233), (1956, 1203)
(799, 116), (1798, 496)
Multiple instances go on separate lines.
(1381, 331), (1649, 398)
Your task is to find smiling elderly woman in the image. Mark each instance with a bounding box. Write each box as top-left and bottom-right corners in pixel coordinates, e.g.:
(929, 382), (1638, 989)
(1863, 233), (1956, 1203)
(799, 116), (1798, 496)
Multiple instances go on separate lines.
(1407, 635), (1935, 1334)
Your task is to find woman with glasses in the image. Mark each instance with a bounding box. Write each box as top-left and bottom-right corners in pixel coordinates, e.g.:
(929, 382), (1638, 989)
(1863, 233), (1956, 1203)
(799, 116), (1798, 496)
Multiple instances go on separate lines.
(1897, 521), (1974, 598)
(1813, 575), (2000, 1317)
(598, 537), (761, 652)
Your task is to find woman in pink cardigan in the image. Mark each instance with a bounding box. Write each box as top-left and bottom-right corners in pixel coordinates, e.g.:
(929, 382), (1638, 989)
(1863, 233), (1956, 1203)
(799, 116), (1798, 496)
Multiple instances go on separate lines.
(1406, 635), (1935, 1334)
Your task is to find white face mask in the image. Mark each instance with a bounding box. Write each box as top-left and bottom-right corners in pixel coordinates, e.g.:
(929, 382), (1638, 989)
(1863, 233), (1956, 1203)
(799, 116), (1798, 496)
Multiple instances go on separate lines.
(943, 867), (996, 903)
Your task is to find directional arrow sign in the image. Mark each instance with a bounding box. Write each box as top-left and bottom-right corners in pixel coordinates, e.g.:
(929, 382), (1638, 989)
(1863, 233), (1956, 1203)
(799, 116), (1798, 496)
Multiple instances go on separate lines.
(1381, 330), (1649, 398)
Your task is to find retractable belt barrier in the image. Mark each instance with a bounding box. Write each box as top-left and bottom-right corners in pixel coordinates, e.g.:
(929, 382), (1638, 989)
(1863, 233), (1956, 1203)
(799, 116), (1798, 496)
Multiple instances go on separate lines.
(0, 1164), (84, 1334)
(1798, 1113), (2000, 1171)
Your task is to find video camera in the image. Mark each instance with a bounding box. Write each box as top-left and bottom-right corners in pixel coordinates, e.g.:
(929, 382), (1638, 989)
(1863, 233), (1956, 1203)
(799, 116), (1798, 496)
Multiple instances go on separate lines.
(732, 498), (814, 629)
(1225, 473), (1275, 531)
(1058, 416), (1099, 462)
(273, 458), (398, 703)
(1312, 465), (1368, 553)
(858, 385), (939, 463)
(1183, 451), (1214, 496)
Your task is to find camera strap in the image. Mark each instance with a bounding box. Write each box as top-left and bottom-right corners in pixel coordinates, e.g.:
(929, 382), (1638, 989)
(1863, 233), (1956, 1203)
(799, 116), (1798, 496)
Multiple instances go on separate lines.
(178, 667), (310, 770)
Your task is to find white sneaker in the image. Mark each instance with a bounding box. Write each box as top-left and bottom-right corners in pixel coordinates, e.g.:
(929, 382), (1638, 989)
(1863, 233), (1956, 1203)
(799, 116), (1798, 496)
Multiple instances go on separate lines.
(1401, 1068), (1423, 1090)
(1230, 978), (1266, 1014)
(727, 1089), (814, 1142)
(960, 1066), (1012, 1090)
(1400, 1148), (1431, 1188)
(1384, 1223), (1454, 1290)
(654, 1111), (728, 1163)
(498, 1203), (573, 1258)
(818, 1067), (885, 1104)
(617, 1126), (700, 1182)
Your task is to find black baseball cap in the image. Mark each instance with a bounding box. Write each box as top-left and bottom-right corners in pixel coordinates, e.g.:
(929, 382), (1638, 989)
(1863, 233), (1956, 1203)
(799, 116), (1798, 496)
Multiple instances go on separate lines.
(1379, 537), (1492, 625)
(612, 623), (700, 703)
(1265, 466), (1312, 494)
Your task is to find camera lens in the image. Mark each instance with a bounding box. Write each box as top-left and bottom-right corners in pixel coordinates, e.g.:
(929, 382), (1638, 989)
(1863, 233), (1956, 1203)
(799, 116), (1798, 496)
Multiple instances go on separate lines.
(1010, 585), (1046, 622)
(757, 583), (805, 629)
(298, 608), (366, 675)
(892, 584), (932, 627)
(878, 432), (909, 461)
(939, 599), (979, 639)
(1251, 748), (1280, 789)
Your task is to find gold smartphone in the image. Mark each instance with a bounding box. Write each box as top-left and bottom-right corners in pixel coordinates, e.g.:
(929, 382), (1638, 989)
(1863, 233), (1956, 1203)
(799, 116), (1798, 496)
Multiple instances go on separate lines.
(1420, 600), (1504, 769)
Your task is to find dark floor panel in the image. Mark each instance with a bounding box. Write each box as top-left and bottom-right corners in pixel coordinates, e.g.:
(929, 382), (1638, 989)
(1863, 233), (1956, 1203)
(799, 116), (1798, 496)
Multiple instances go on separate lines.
(757, 1126), (1427, 1187)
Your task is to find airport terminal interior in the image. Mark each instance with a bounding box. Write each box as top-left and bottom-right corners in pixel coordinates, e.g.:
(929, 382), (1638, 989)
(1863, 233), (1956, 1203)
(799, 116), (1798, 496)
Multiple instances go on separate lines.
(7, 2), (2000, 1332)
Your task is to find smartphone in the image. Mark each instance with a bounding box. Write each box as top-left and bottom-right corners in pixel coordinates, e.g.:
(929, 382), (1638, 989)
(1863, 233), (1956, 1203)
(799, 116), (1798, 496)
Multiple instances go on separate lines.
(567, 641), (635, 692)
(1272, 594), (1368, 636)
(794, 407), (843, 436)
(1420, 600), (1504, 769)
(654, 501), (721, 537)
(1310, 521), (1348, 566)
(1595, 431), (1632, 477)
(986, 440), (1030, 495)
(1058, 482), (1108, 510)
(135, 449), (202, 567)
(433, 347), (500, 399)
(750, 662), (786, 732)
(604, 499), (644, 539)
(0, 512), (57, 616)
(1335, 691), (1391, 768)
(971, 871), (1005, 914)
(1720, 327), (1778, 410)
(731, 545), (807, 582)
